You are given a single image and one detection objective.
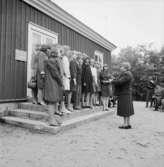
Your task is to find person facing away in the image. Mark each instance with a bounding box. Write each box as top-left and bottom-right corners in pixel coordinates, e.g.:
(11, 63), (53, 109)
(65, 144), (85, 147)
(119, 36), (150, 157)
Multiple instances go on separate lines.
(44, 47), (63, 126)
(112, 62), (134, 129)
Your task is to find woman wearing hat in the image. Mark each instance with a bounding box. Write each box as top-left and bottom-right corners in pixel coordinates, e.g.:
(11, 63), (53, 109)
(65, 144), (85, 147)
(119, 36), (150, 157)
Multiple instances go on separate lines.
(112, 62), (134, 129)
(44, 47), (63, 126)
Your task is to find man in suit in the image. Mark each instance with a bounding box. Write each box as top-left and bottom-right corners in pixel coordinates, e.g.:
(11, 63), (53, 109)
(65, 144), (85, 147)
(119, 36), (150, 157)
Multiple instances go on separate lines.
(74, 52), (83, 109)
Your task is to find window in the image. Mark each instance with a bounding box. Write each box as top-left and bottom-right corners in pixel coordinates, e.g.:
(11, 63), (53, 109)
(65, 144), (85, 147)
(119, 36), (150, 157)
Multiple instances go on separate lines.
(94, 50), (104, 68)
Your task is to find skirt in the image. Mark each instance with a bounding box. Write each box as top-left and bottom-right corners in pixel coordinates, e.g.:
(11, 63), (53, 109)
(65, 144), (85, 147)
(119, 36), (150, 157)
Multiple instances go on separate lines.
(63, 77), (70, 91)
(117, 94), (134, 117)
(101, 83), (112, 97)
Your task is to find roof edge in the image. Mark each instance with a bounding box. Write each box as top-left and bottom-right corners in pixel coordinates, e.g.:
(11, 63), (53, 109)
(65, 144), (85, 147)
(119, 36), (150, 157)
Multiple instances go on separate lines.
(23, 0), (117, 51)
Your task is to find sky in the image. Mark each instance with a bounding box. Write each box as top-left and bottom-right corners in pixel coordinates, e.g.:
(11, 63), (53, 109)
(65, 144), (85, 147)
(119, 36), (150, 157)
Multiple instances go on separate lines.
(51, 0), (164, 53)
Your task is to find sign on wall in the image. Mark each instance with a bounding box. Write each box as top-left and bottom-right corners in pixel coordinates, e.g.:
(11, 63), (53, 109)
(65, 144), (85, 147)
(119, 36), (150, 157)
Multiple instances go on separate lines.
(15, 49), (27, 62)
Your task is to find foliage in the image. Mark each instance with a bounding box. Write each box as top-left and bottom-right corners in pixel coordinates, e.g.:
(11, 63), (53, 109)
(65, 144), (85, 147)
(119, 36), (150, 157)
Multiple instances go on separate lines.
(112, 44), (164, 101)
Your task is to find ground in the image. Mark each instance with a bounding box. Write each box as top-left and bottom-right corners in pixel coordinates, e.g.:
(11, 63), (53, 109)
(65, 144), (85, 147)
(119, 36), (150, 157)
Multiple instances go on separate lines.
(0, 102), (164, 167)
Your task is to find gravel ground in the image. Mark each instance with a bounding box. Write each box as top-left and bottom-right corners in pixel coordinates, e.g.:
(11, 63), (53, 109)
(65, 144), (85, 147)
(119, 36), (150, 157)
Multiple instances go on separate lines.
(0, 101), (164, 167)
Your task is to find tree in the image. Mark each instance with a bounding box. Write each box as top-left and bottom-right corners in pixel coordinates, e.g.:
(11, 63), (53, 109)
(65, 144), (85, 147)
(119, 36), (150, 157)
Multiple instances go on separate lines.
(111, 43), (164, 101)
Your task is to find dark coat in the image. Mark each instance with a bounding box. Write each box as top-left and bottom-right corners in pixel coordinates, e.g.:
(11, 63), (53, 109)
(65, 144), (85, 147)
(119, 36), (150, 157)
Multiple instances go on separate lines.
(100, 70), (112, 97)
(81, 63), (93, 93)
(76, 62), (82, 85)
(44, 57), (63, 103)
(112, 70), (134, 117)
(35, 51), (48, 89)
(70, 59), (77, 91)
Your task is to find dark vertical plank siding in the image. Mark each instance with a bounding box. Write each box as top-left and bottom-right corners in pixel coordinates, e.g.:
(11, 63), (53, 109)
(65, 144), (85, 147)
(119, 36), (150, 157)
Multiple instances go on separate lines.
(0, 0), (111, 101)
(0, 0), (7, 99)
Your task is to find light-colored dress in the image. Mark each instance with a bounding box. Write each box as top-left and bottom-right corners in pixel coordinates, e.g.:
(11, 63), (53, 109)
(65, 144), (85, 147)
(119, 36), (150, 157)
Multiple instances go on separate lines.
(62, 55), (70, 91)
(91, 66), (97, 93)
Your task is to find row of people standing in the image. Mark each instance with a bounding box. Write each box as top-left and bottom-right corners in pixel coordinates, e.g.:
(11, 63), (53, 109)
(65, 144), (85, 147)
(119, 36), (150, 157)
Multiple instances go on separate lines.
(30, 44), (114, 125)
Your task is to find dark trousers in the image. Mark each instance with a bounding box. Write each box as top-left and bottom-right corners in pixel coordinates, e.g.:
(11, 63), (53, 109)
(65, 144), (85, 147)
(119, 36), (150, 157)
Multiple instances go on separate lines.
(146, 89), (154, 107)
(74, 84), (82, 108)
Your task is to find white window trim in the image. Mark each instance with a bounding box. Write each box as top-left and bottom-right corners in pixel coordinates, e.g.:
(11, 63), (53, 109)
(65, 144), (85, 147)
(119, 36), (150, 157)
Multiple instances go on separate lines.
(94, 50), (104, 67)
(28, 22), (58, 40)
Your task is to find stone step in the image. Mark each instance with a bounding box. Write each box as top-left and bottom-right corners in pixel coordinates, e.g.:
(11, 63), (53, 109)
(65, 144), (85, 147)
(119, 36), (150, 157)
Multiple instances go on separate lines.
(18, 102), (113, 121)
(8, 109), (49, 121)
(18, 103), (46, 112)
(0, 110), (114, 134)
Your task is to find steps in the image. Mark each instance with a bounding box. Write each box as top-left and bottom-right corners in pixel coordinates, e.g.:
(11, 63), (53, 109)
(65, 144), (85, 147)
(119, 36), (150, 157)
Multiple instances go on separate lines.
(8, 109), (49, 121)
(0, 103), (115, 134)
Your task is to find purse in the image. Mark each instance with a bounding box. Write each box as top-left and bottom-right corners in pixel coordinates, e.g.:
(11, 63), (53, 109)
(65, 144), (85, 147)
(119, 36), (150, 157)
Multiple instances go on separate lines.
(28, 77), (37, 89)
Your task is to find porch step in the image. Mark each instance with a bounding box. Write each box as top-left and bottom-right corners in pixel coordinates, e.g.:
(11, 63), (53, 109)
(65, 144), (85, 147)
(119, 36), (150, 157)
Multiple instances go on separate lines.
(0, 110), (114, 134)
(8, 109), (49, 121)
(18, 103), (47, 112)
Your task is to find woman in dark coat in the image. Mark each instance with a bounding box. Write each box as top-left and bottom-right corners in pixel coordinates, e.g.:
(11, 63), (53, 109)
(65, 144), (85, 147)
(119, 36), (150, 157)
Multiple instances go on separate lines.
(81, 57), (94, 107)
(112, 62), (134, 129)
(100, 64), (112, 111)
(44, 48), (63, 126)
(36, 45), (49, 105)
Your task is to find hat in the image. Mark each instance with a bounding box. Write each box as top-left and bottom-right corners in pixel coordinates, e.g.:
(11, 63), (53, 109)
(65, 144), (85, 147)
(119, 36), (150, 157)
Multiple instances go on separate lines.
(40, 44), (51, 51)
(50, 47), (58, 57)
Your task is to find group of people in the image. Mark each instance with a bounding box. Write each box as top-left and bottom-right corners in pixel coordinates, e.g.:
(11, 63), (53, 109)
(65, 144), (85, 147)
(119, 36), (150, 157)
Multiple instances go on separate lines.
(145, 76), (164, 111)
(29, 44), (134, 129)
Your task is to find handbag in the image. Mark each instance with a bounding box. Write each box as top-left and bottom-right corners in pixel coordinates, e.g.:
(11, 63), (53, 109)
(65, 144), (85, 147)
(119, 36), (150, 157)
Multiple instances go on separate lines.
(28, 77), (37, 89)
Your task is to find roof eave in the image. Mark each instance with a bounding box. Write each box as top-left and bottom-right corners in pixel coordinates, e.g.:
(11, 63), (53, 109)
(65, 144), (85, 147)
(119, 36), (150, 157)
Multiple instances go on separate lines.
(23, 0), (117, 51)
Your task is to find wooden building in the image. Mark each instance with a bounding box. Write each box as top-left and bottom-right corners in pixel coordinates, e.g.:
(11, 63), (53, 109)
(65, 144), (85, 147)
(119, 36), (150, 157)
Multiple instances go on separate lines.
(0, 0), (116, 102)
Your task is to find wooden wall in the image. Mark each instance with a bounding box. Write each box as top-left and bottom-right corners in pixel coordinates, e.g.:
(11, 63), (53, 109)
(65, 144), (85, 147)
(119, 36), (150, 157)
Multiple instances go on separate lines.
(0, 0), (111, 101)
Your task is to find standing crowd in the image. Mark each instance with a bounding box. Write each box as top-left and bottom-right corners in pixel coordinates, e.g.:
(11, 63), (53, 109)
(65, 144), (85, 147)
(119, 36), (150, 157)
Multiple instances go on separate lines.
(29, 44), (134, 129)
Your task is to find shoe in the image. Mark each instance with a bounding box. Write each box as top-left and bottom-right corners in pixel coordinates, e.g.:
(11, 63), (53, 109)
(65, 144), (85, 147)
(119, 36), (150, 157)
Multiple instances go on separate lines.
(67, 107), (74, 112)
(38, 101), (46, 106)
(118, 125), (126, 129)
(119, 125), (132, 129)
(63, 109), (71, 114)
(73, 107), (81, 110)
(55, 112), (63, 116)
(49, 122), (60, 126)
(56, 119), (62, 125)
(48, 119), (59, 126)
(127, 125), (132, 129)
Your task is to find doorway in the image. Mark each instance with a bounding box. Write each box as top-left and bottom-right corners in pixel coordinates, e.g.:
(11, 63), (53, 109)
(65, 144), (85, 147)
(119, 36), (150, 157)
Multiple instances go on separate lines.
(27, 22), (58, 97)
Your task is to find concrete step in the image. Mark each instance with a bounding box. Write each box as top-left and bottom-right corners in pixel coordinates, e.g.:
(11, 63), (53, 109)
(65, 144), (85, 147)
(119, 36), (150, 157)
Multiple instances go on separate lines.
(18, 103), (46, 112)
(0, 110), (114, 134)
(18, 102), (114, 121)
(8, 109), (49, 121)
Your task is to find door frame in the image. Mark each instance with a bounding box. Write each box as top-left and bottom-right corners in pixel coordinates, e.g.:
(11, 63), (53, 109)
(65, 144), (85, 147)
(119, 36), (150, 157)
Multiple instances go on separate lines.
(27, 22), (58, 97)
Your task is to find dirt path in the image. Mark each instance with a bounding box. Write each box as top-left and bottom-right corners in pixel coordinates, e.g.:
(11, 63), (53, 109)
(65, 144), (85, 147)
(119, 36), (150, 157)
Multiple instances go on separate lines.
(0, 102), (164, 167)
